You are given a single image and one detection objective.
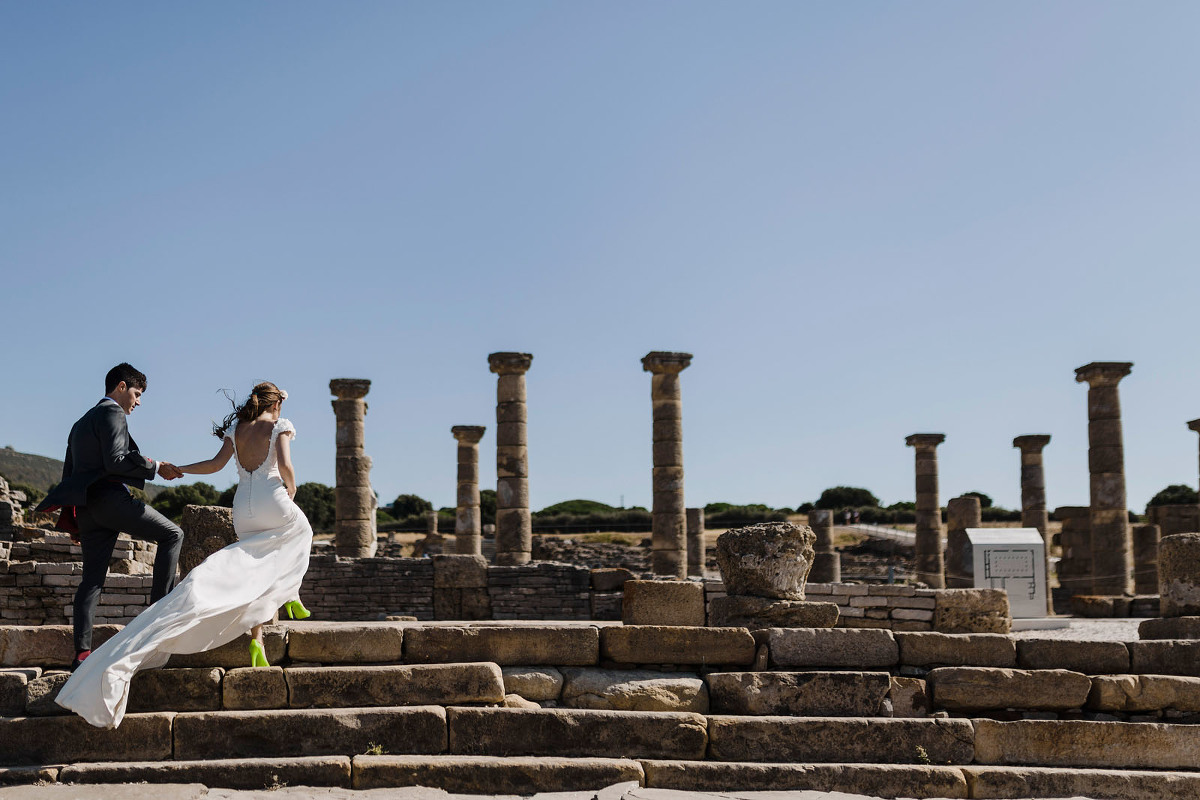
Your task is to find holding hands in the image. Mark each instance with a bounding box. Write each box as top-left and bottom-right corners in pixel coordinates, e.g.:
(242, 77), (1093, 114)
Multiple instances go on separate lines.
(157, 462), (183, 480)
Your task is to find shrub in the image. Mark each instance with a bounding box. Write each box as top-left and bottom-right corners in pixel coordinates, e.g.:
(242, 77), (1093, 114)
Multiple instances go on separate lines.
(294, 482), (335, 531)
(1146, 484), (1200, 510)
(815, 487), (880, 509)
(151, 482), (220, 522)
(391, 494), (432, 517)
(963, 491), (993, 509)
(795, 502), (815, 514)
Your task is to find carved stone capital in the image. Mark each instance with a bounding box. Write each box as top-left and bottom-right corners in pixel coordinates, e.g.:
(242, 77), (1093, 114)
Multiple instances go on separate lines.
(488, 352), (533, 375)
(1188, 419), (1200, 435)
(905, 433), (946, 449)
(1013, 434), (1052, 452)
(1075, 361), (1133, 387)
(642, 351), (693, 374)
(452, 425), (487, 444)
(329, 378), (371, 399)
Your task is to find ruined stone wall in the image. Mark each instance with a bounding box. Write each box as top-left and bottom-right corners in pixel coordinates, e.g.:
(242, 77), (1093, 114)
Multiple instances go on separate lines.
(487, 563), (591, 620)
(703, 579), (937, 632)
(299, 556), (435, 621)
(1148, 504), (1200, 537)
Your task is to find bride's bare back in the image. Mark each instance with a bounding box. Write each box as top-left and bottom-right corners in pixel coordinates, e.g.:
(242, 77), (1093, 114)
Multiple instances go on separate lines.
(234, 419), (276, 472)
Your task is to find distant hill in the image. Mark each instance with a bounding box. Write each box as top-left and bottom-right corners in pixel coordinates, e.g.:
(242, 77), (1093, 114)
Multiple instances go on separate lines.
(0, 446), (165, 500)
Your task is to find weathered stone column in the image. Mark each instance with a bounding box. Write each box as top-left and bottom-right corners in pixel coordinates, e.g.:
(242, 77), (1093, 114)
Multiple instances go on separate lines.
(1075, 362), (1134, 595)
(905, 433), (946, 588)
(686, 508), (706, 577)
(489, 352), (533, 566)
(808, 508), (840, 583)
(643, 351), (692, 578)
(1014, 434), (1053, 613)
(945, 495), (981, 589)
(1133, 523), (1161, 595)
(1189, 419), (1200, 493)
(452, 426), (486, 556)
(331, 378), (376, 558)
(1054, 505), (1092, 596)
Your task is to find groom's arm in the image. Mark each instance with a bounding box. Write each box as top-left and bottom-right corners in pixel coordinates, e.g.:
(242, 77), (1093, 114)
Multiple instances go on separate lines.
(97, 405), (157, 481)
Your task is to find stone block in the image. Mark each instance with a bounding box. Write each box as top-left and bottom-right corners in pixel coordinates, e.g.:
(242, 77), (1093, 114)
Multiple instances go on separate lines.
(889, 676), (930, 718)
(447, 707), (707, 759)
(707, 671), (890, 716)
(173, 706), (447, 760)
(128, 667), (223, 713)
(0, 765), (59, 785)
(928, 667), (1091, 711)
(896, 632), (1016, 668)
(223, 666), (288, 710)
(961, 765), (1200, 800)
(707, 596), (838, 629)
(352, 754), (644, 793)
(601, 626), (755, 666)
(433, 555), (488, 589)
(974, 718), (1200, 769)
(178, 505), (236, 579)
(1139, 616), (1200, 640)
(1159, 533), (1200, 616)
(591, 568), (634, 592)
(0, 711), (173, 765)
(706, 716), (974, 764)
(934, 588), (1011, 633)
(23, 672), (69, 715)
(0, 624), (120, 668)
(287, 663), (504, 708)
(641, 761), (968, 797)
(501, 666), (563, 702)
(168, 627), (286, 669)
(1088, 674), (1200, 712)
(715, 522), (815, 599)
(621, 580), (705, 626)
(59, 755), (352, 789)
(285, 622), (404, 664)
(405, 625), (598, 666)
(755, 627), (898, 668)
(1016, 639), (1130, 673)
(0, 670), (29, 716)
(560, 668), (707, 712)
(1129, 640), (1200, 676)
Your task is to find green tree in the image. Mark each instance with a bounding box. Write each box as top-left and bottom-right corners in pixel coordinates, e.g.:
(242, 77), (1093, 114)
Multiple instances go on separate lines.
(1147, 484), (1200, 510)
(480, 489), (496, 525)
(151, 482), (220, 521)
(294, 482), (335, 530)
(391, 494), (432, 517)
(795, 501), (815, 514)
(10, 482), (46, 508)
(815, 486), (880, 509)
(963, 491), (993, 509)
(216, 485), (236, 507)
(538, 499), (615, 515)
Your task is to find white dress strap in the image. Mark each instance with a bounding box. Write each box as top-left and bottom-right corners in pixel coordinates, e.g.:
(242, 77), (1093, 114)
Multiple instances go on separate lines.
(273, 418), (296, 440)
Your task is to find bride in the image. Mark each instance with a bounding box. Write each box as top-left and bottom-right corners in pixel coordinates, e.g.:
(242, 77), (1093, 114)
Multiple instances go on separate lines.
(55, 382), (314, 728)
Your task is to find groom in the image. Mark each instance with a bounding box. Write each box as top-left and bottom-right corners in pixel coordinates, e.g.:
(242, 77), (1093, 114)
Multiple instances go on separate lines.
(37, 363), (186, 670)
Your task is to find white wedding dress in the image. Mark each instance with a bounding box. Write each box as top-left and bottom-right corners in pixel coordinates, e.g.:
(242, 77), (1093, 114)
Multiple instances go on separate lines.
(56, 418), (313, 728)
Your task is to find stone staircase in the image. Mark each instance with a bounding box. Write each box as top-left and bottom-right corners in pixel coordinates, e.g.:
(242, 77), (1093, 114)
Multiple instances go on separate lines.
(4, 621), (1200, 798)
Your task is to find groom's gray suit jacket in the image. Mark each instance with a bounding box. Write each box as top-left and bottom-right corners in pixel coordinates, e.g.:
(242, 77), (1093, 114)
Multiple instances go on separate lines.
(36, 400), (156, 511)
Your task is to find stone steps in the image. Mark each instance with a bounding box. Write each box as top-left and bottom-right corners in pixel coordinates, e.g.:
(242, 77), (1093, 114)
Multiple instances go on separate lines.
(5, 756), (1200, 799)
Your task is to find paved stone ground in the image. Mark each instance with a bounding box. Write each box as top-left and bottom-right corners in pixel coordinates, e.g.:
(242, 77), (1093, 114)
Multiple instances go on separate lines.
(1012, 616), (1142, 641)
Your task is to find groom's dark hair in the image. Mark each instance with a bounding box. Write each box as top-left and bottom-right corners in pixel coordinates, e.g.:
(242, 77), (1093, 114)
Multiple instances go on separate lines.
(105, 363), (148, 393)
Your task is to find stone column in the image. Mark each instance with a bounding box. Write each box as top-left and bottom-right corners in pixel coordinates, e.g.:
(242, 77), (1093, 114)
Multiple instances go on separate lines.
(808, 508), (840, 583)
(1133, 523), (1161, 595)
(1189, 419), (1200, 494)
(488, 352), (533, 566)
(642, 351), (693, 578)
(905, 433), (946, 588)
(1013, 435), (1053, 613)
(331, 378), (376, 558)
(945, 496), (981, 589)
(686, 508), (706, 577)
(452, 426), (486, 556)
(1075, 362), (1134, 595)
(1054, 506), (1092, 596)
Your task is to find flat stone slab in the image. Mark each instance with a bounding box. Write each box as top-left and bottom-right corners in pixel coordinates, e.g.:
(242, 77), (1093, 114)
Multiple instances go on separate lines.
(173, 706), (446, 760)
(707, 596), (839, 629)
(0, 625), (120, 668)
(58, 756), (352, 789)
(128, 667), (223, 713)
(405, 625), (599, 666)
(973, 719), (1200, 769)
(0, 785), (206, 799)
(286, 663), (505, 708)
(601, 626), (755, 666)
(754, 628), (898, 668)
(706, 716), (974, 764)
(0, 711), (174, 766)
(641, 761), (968, 797)
(1139, 617), (1200, 640)
(560, 668), (707, 713)
(1016, 639), (1130, 673)
(622, 581), (706, 627)
(0, 766), (59, 785)
(895, 632), (1016, 668)
(286, 622), (405, 664)
(501, 667), (563, 701)
(1129, 640), (1200, 676)
(933, 588), (1011, 634)
(1088, 674), (1200, 712)
(167, 627), (286, 669)
(447, 707), (707, 760)
(352, 755), (644, 793)
(222, 666), (288, 710)
(706, 671), (891, 717)
(961, 764), (1200, 800)
(927, 667), (1091, 711)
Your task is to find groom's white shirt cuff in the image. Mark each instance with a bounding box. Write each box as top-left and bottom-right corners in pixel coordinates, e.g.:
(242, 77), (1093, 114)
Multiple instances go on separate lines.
(99, 397), (157, 472)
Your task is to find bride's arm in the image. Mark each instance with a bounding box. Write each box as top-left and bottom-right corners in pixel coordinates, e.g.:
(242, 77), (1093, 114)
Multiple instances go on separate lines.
(176, 438), (234, 476)
(276, 432), (297, 499)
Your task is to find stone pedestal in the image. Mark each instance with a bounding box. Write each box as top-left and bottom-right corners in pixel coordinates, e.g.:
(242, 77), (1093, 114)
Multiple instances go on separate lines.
(685, 508), (705, 577)
(944, 496), (981, 589)
(808, 509), (840, 583)
(1014, 434), (1053, 613)
(488, 352), (533, 566)
(1055, 506), (1092, 595)
(452, 426), (486, 556)
(330, 378), (376, 558)
(179, 505), (236, 579)
(905, 433), (946, 588)
(642, 351), (692, 579)
(1140, 532), (1200, 639)
(1075, 362), (1134, 595)
(1133, 523), (1161, 596)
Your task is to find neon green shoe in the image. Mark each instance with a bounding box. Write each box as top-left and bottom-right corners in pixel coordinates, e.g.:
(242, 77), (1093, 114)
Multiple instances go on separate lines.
(248, 639), (270, 668)
(284, 599), (312, 620)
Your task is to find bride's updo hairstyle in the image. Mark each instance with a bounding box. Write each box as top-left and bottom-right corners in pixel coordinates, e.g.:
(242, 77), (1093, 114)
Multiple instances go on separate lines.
(213, 382), (286, 438)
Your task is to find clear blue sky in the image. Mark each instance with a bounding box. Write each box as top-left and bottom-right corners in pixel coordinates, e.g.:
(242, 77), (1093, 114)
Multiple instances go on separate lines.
(3, 2), (1198, 514)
